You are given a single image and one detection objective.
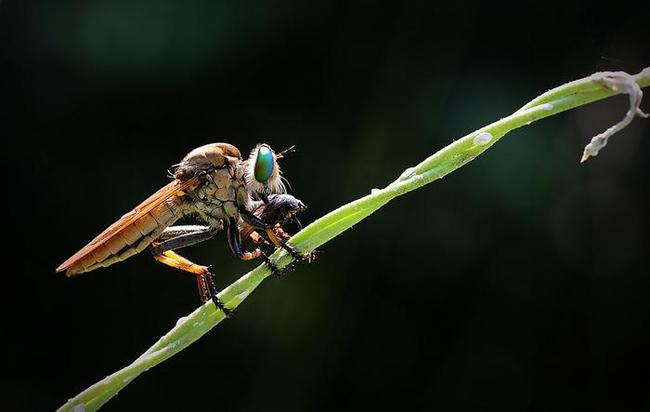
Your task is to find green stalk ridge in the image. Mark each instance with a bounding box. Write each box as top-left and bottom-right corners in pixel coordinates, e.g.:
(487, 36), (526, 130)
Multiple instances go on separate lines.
(58, 67), (649, 412)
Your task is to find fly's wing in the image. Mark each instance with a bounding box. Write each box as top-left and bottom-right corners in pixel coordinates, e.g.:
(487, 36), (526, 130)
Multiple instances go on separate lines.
(56, 176), (200, 275)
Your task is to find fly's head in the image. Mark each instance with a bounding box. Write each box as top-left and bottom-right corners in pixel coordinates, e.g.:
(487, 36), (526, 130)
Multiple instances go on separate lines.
(245, 144), (294, 200)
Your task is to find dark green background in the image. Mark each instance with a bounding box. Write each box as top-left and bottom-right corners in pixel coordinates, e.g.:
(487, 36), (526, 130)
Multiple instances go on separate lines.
(2, 1), (649, 410)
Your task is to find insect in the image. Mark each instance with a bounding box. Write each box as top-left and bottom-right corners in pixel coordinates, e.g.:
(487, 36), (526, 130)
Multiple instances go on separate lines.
(56, 143), (310, 314)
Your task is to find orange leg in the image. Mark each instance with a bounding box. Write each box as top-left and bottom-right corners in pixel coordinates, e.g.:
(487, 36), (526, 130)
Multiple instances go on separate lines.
(272, 224), (292, 241)
(237, 248), (265, 261)
(151, 237), (231, 315)
(248, 231), (269, 245)
(152, 250), (212, 303)
(153, 250), (210, 275)
(240, 209), (311, 264)
(265, 228), (283, 246)
(227, 217), (282, 276)
(264, 227), (313, 262)
(269, 225), (315, 263)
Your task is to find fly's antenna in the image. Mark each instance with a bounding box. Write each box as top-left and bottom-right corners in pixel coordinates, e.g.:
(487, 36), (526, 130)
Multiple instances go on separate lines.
(276, 145), (297, 160)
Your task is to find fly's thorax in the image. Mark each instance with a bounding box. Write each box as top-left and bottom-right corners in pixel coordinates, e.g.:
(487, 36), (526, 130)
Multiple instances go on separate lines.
(233, 165), (252, 209)
(173, 143), (242, 180)
(185, 165), (251, 222)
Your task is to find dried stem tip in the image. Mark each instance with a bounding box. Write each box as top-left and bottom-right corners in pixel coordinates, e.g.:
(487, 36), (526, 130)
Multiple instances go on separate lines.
(581, 71), (649, 163)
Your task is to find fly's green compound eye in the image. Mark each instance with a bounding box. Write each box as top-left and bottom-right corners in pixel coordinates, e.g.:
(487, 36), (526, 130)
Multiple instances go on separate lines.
(254, 145), (275, 182)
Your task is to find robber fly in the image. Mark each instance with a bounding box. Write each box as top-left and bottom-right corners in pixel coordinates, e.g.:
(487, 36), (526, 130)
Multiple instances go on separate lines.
(56, 143), (309, 314)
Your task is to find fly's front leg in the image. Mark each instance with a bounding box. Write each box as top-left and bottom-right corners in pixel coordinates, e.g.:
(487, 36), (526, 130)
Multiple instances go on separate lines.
(270, 224), (316, 263)
(270, 225), (316, 263)
(239, 208), (309, 262)
(227, 217), (281, 276)
(259, 192), (270, 205)
(151, 225), (232, 316)
(272, 224), (291, 242)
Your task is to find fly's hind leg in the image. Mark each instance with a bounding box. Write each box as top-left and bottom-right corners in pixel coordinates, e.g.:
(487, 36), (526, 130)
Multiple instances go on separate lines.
(151, 225), (216, 278)
(153, 250), (212, 302)
(151, 225), (232, 316)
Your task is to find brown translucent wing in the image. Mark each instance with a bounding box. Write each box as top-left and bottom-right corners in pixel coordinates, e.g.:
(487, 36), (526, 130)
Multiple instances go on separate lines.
(56, 176), (199, 273)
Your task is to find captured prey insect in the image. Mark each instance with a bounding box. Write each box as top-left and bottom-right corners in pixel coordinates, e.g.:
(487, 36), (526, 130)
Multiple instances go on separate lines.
(56, 143), (311, 314)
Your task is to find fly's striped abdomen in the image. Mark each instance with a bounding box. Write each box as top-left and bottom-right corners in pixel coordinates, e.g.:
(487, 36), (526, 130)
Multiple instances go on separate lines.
(65, 198), (185, 275)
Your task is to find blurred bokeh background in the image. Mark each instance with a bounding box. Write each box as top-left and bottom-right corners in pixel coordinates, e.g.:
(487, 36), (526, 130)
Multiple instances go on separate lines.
(2, 0), (649, 410)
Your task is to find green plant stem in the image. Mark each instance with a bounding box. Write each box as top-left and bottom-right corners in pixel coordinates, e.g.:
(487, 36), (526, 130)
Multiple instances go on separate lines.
(59, 67), (649, 412)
